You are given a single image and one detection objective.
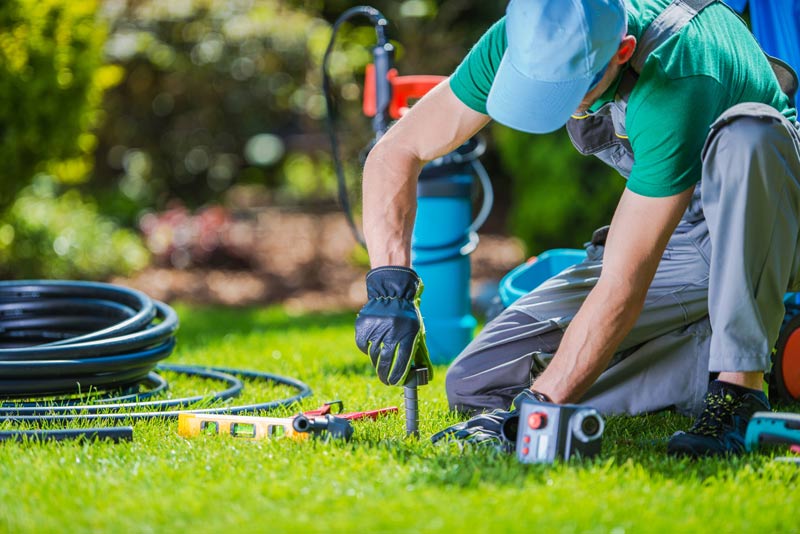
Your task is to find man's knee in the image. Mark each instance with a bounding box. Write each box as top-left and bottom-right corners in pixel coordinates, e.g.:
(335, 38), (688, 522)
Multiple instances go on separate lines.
(442, 306), (566, 413)
(444, 356), (471, 412)
(444, 343), (513, 414)
(444, 346), (535, 414)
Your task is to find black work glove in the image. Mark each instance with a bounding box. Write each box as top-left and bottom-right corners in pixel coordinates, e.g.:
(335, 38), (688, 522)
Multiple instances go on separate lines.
(430, 390), (546, 453)
(355, 266), (433, 386)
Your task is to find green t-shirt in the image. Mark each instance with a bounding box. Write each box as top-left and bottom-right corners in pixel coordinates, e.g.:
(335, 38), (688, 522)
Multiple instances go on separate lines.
(450, 0), (797, 197)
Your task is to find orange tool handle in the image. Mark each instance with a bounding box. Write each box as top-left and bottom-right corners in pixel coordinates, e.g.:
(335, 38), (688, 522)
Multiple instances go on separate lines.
(363, 64), (446, 120)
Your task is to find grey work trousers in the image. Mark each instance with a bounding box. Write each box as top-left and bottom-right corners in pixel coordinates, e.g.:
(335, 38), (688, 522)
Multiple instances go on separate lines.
(446, 103), (800, 417)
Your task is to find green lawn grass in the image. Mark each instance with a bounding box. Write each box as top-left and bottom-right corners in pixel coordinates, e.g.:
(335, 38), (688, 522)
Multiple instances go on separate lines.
(1, 305), (798, 533)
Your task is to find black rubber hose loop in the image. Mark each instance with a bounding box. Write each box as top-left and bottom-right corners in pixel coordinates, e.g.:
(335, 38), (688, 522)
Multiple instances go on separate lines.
(0, 365), (313, 423)
(5, 372), (170, 407)
(0, 281), (158, 343)
(0, 281), (313, 424)
(0, 282), (176, 355)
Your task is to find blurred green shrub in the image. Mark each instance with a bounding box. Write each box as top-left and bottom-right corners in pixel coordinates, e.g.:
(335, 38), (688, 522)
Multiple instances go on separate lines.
(0, 0), (146, 279)
(492, 124), (625, 254)
(94, 1), (618, 255)
(94, 0), (504, 215)
(0, 0), (122, 209)
(96, 0), (343, 213)
(0, 176), (149, 279)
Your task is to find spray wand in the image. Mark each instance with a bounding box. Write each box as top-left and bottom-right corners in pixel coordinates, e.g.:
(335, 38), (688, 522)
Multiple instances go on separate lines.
(322, 6), (393, 247)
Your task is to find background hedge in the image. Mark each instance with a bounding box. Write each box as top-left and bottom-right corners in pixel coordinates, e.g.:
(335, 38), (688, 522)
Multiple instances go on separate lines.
(0, 0), (148, 278)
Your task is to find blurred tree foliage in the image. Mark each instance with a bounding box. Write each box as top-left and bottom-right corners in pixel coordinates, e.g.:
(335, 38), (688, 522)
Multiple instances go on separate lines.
(1, 177), (149, 279)
(0, 0), (121, 209)
(0, 0), (149, 279)
(97, 0), (622, 255)
(95, 0), (503, 217)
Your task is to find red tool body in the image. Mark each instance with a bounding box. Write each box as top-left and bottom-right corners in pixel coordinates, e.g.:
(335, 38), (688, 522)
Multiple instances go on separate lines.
(362, 64), (445, 120)
(303, 400), (398, 420)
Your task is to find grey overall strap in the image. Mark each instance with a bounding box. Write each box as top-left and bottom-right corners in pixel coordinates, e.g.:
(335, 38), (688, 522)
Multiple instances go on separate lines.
(630, 0), (716, 73)
(767, 54), (798, 106)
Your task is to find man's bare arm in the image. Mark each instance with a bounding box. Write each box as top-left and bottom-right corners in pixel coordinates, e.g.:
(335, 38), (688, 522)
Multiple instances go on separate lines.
(362, 80), (490, 268)
(531, 185), (696, 403)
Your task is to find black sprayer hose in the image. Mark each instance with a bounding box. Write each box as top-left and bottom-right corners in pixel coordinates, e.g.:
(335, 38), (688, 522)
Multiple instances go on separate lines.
(0, 281), (312, 425)
(322, 6), (392, 248)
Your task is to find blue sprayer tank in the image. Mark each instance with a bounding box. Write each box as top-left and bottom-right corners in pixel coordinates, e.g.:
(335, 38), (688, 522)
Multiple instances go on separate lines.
(412, 146), (480, 365)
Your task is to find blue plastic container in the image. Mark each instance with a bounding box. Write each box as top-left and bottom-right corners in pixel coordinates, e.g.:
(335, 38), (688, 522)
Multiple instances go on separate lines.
(412, 172), (477, 365)
(499, 249), (587, 307)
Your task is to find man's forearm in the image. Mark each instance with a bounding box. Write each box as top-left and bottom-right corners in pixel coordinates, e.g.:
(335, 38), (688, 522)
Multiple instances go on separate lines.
(532, 274), (648, 404)
(360, 82), (491, 268)
(362, 141), (424, 268)
(530, 187), (694, 404)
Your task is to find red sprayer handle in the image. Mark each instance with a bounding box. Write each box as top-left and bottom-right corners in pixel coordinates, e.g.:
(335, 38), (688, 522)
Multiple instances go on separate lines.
(362, 64), (446, 120)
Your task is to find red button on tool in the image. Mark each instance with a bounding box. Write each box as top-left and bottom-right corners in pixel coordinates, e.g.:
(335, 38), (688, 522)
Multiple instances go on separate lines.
(528, 412), (547, 429)
(523, 436), (531, 444)
(522, 447), (530, 455)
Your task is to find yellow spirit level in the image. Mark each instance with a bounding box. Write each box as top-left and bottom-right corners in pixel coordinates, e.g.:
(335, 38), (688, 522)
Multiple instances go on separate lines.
(179, 413), (303, 440)
(178, 412), (354, 441)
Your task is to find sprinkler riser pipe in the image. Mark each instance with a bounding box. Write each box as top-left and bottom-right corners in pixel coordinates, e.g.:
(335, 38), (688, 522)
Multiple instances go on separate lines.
(404, 382), (418, 437)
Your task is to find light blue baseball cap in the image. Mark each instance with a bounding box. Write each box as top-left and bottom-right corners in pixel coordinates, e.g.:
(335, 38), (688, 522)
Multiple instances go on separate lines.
(486, 0), (628, 134)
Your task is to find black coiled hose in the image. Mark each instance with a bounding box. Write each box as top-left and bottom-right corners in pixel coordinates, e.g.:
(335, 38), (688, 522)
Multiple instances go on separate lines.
(0, 281), (312, 424)
(0, 280), (178, 395)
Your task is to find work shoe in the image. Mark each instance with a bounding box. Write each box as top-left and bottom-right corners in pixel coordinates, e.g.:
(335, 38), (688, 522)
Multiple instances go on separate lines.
(431, 390), (546, 453)
(430, 409), (518, 453)
(667, 380), (770, 458)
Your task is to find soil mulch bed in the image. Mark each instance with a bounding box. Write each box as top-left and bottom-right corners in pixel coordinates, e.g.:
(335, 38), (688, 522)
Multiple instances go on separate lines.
(115, 207), (525, 312)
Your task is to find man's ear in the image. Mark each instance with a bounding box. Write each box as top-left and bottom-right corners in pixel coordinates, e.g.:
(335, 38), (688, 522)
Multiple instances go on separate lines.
(616, 35), (637, 64)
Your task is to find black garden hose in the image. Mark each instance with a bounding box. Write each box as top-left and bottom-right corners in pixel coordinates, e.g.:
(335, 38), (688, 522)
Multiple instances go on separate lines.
(0, 281), (312, 425)
(0, 280), (177, 395)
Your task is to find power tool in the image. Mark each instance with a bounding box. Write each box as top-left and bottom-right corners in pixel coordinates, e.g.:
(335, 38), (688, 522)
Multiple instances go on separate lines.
(514, 398), (605, 463)
(745, 411), (800, 453)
